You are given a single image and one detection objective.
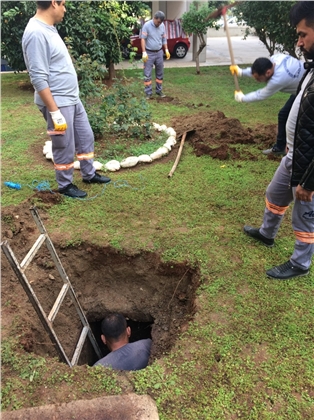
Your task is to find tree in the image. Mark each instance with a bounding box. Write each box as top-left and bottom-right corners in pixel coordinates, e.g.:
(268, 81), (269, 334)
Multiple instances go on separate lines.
(182, 1), (219, 74)
(1, 0), (148, 78)
(233, 1), (298, 57)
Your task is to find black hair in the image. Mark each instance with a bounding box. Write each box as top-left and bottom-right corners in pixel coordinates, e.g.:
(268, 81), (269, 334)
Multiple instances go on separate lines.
(290, 1), (314, 28)
(37, 1), (62, 10)
(251, 57), (273, 76)
(101, 313), (127, 340)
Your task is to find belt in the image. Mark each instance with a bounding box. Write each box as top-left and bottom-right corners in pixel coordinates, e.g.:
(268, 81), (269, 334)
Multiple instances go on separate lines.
(146, 48), (162, 53)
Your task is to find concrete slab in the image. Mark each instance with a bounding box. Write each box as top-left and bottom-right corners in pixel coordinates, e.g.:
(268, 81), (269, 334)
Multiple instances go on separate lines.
(1, 394), (159, 420)
(116, 35), (269, 70)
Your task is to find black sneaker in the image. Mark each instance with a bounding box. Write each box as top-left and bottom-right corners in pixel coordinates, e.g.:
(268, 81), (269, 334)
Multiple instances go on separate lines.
(156, 92), (166, 98)
(262, 146), (285, 155)
(266, 260), (309, 280)
(83, 172), (111, 184)
(59, 183), (87, 198)
(243, 225), (275, 247)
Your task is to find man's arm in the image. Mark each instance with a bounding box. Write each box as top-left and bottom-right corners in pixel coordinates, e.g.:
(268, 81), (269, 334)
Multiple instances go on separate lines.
(38, 87), (58, 112)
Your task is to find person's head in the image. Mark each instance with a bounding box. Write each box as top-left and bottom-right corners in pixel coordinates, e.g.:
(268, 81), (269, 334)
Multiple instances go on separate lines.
(100, 313), (131, 351)
(290, 1), (314, 60)
(36, 1), (66, 24)
(153, 11), (165, 28)
(251, 57), (274, 82)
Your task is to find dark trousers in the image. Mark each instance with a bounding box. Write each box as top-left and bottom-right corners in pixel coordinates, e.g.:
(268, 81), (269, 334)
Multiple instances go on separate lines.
(276, 94), (296, 150)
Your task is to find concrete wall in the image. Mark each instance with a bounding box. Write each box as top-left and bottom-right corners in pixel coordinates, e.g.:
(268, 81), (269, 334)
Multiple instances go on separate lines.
(207, 26), (250, 38)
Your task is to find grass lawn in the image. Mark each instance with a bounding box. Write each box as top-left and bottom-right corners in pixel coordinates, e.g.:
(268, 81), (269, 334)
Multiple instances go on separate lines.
(1, 67), (313, 419)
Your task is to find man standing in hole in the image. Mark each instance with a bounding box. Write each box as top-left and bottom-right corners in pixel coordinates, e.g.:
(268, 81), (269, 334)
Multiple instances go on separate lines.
(93, 313), (152, 370)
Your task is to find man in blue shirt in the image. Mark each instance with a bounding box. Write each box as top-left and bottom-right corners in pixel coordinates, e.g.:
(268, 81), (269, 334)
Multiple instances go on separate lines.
(94, 313), (152, 371)
(140, 11), (170, 99)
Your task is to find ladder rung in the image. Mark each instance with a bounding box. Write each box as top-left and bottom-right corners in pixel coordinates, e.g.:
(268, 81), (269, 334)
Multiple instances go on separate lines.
(48, 283), (69, 322)
(71, 326), (89, 366)
(20, 234), (46, 271)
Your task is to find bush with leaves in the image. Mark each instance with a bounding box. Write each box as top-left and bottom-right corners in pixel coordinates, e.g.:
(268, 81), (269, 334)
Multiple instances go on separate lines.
(233, 1), (298, 57)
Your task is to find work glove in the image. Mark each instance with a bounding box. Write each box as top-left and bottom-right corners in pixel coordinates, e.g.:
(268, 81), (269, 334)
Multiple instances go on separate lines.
(142, 52), (148, 63)
(229, 65), (242, 77)
(49, 109), (67, 131)
(165, 49), (171, 60)
(234, 90), (244, 103)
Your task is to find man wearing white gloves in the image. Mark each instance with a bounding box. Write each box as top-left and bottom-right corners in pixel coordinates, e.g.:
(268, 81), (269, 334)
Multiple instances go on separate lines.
(230, 54), (305, 155)
(22, 0), (110, 198)
(140, 11), (170, 100)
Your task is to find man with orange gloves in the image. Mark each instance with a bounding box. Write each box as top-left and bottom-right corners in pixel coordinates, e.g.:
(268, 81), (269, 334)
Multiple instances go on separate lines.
(230, 54), (305, 156)
(22, 0), (110, 199)
(140, 11), (170, 99)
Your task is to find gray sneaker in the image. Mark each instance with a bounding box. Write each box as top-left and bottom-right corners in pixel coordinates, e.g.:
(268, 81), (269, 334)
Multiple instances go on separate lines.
(156, 92), (166, 98)
(262, 146), (285, 155)
(146, 94), (152, 100)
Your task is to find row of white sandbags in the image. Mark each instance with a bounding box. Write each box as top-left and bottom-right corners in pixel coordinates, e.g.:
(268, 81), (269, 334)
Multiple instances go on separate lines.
(42, 123), (176, 172)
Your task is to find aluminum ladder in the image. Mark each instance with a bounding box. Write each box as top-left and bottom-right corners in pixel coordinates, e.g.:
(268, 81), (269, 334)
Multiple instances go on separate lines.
(1, 206), (102, 367)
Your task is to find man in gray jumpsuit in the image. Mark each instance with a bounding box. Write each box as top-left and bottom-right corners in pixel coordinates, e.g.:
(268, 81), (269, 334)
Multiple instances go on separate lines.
(22, 0), (110, 198)
(243, 1), (314, 280)
(93, 313), (152, 371)
(140, 11), (170, 99)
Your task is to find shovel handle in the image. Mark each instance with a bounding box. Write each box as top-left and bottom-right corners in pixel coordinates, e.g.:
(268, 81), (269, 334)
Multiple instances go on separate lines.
(223, 13), (240, 92)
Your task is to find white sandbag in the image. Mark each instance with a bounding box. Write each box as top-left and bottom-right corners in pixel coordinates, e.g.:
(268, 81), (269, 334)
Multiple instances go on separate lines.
(153, 123), (162, 130)
(138, 154), (152, 163)
(105, 160), (121, 172)
(45, 152), (53, 160)
(93, 161), (103, 170)
(73, 161), (80, 170)
(159, 124), (167, 131)
(120, 156), (139, 168)
(45, 140), (52, 146)
(150, 146), (169, 161)
(165, 127), (176, 136)
(163, 143), (172, 151)
(167, 135), (177, 145)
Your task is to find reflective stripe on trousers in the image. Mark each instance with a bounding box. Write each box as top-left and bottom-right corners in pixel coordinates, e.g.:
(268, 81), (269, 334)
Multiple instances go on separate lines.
(260, 155), (314, 270)
(40, 100), (95, 189)
(143, 49), (164, 95)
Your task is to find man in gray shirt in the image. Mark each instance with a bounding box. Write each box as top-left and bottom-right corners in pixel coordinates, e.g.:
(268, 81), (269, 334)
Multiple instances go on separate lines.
(22, 1), (110, 198)
(141, 11), (170, 99)
(94, 313), (152, 371)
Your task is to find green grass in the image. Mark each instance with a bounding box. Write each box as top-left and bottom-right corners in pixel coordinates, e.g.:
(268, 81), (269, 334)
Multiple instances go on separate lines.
(1, 69), (314, 418)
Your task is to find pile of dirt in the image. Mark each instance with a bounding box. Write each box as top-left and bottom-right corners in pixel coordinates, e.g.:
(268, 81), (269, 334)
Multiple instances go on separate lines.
(171, 111), (277, 160)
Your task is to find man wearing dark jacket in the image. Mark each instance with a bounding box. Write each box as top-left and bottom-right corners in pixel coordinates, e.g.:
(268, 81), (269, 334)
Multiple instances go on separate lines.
(243, 1), (314, 280)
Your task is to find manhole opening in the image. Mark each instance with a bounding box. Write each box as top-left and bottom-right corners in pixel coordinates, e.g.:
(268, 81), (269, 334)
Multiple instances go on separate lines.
(87, 317), (154, 366)
(2, 241), (200, 367)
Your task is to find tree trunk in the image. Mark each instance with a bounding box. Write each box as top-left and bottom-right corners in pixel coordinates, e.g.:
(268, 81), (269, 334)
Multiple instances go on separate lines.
(195, 33), (206, 75)
(108, 62), (115, 83)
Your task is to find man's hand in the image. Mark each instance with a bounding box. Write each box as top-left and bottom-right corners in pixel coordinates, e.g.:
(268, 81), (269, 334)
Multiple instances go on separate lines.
(234, 90), (244, 103)
(165, 49), (170, 60)
(49, 109), (67, 131)
(142, 52), (148, 63)
(230, 65), (242, 77)
(296, 185), (314, 202)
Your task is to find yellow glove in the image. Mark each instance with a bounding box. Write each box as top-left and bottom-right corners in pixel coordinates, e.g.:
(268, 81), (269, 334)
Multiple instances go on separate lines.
(49, 109), (67, 131)
(142, 52), (148, 63)
(229, 65), (242, 77)
(165, 49), (170, 60)
(234, 90), (244, 103)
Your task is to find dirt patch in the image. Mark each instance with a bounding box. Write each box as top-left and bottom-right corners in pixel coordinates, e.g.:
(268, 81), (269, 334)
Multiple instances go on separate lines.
(1, 202), (200, 366)
(171, 111), (277, 160)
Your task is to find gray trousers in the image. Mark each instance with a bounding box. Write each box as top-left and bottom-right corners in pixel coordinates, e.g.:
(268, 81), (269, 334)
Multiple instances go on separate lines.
(260, 155), (314, 270)
(143, 49), (164, 95)
(40, 100), (95, 189)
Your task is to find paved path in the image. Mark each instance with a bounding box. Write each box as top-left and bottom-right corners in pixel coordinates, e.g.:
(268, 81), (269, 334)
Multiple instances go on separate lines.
(116, 35), (269, 70)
